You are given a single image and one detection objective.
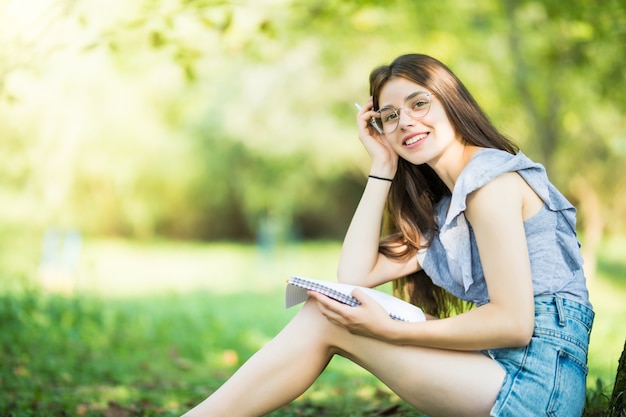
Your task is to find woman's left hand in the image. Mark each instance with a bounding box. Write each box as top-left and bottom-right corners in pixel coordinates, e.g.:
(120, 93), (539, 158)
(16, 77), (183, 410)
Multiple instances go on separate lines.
(307, 289), (395, 341)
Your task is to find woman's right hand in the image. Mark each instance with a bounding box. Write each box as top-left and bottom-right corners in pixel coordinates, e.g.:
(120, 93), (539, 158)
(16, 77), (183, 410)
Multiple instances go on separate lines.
(356, 97), (398, 177)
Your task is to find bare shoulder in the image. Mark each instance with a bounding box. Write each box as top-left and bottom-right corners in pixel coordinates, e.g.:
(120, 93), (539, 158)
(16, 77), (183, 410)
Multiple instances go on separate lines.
(464, 171), (545, 226)
(465, 172), (525, 224)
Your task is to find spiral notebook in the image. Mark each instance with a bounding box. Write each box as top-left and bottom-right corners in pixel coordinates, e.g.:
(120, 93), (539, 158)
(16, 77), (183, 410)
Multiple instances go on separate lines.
(285, 276), (425, 322)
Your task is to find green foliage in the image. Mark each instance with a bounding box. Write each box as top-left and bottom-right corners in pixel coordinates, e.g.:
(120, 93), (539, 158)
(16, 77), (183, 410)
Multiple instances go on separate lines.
(0, 239), (624, 416)
(0, 0), (625, 241)
(0, 285), (618, 416)
(0, 286), (417, 416)
(0, 288), (281, 415)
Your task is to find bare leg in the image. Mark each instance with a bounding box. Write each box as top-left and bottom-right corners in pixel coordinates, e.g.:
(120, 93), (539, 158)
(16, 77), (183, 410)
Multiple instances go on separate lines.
(182, 300), (338, 417)
(182, 300), (505, 417)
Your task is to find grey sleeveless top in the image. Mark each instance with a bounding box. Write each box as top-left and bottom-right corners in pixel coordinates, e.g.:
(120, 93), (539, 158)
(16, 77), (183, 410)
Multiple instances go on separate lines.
(417, 148), (592, 308)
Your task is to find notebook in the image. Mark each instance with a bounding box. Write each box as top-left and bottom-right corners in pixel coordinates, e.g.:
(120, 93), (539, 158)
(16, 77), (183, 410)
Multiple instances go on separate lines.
(285, 276), (425, 322)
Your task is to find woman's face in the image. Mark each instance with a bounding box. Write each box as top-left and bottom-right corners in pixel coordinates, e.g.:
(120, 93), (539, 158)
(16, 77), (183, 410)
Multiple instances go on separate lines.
(378, 77), (460, 166)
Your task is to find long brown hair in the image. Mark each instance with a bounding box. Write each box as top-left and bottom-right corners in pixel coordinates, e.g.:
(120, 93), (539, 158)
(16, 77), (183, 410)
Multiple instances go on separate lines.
(369, 54), (519, 317)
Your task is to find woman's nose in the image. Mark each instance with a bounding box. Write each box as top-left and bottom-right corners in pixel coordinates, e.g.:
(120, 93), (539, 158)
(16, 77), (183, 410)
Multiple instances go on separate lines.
(398, 108), (414, 129)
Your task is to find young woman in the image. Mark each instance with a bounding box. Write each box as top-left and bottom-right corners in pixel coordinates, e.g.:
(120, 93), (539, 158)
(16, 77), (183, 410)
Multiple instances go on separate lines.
(182, 54), (594, 417)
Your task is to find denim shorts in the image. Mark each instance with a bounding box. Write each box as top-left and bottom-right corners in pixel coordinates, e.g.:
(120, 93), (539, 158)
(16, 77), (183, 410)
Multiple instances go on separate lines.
(486, 295), (594, 417)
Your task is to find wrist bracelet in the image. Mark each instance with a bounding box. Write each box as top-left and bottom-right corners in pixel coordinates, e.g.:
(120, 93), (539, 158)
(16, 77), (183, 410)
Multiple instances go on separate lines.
(368, 174), (393, 183)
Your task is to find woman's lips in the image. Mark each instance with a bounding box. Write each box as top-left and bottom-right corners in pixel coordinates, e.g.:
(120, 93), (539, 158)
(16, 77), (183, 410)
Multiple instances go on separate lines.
(403, 132), (428, 146)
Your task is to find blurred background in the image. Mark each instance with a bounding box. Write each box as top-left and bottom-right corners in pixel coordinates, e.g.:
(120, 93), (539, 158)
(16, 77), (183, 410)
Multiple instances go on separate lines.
(1, 0), (625, 415)
(2, 0), (625, 248)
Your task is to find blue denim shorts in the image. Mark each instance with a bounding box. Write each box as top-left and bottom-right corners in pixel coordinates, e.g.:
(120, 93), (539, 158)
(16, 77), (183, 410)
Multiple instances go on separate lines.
(486, 295), (594, 417)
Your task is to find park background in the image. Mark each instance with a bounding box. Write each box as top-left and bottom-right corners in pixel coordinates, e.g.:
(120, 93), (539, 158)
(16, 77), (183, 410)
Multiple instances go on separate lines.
(1, 0), (625, 416)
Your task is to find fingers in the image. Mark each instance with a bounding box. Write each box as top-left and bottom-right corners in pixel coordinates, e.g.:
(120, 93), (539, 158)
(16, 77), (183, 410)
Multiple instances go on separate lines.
(307, 289), (377, 326)
(351, 289), (386, 319)
(350, 288), (371, 306)
(306, 292), (355, 328)
(355, 98), (381, 137)
(307, 291), (349, 319)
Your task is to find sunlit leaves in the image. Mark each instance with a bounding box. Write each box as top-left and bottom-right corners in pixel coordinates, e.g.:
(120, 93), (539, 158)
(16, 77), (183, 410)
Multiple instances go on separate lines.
(0, 0), (624, 241)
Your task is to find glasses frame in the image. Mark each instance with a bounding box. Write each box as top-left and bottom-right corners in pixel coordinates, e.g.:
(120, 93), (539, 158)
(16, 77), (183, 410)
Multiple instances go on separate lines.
(374, 91), (435, 134)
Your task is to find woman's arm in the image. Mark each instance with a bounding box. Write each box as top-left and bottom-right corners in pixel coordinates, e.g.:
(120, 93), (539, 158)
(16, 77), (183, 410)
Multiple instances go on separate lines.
(317, 172), (536, 350)
(337, 98), (419, 287)
(336, 177), (421, 288)
(391, 172), (535, 349)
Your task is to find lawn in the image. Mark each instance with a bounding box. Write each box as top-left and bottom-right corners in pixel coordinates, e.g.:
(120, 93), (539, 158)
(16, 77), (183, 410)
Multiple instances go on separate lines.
(0, 237), (624, 416)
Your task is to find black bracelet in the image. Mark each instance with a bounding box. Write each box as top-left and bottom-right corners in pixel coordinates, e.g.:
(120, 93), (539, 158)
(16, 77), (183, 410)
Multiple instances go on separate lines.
(368, 174), (393, 183)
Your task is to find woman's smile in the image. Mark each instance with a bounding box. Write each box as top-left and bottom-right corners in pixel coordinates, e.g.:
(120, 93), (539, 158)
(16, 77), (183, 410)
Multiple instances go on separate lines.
(403, 131), (429, 147)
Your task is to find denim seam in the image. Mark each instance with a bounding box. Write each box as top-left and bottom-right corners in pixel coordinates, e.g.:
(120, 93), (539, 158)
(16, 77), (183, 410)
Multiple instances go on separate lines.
(533, 327), (589, 352)
(546, 349), (588, 417)
(490, 344), (530, 416)
(558, 348), (589, 373)
(533, 310), (594, 331)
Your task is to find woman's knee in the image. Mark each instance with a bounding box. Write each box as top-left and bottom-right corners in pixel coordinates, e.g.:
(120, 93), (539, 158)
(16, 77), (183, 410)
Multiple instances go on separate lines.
(297, 299), (349, 355)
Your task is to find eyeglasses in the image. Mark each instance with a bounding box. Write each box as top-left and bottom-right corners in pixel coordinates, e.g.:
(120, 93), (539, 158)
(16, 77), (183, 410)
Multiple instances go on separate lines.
(374, 92), (434, 134)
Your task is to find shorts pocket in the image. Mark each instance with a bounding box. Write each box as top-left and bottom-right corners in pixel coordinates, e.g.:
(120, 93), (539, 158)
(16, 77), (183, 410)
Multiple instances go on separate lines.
(547, 349), (587, 417)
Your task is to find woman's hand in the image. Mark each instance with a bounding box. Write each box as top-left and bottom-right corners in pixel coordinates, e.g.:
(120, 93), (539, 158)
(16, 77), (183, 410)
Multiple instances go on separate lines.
(307, 289), (397, 341)
(356, 97), (398, 177)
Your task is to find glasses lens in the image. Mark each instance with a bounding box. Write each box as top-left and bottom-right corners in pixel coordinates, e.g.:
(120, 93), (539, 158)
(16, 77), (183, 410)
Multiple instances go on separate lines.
(375, 93), (432, 134)
(407, 93), (431, 119)
(377, 109), (399, 134)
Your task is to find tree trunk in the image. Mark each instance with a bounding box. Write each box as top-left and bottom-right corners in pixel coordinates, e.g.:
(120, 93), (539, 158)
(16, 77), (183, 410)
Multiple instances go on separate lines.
(503, 0), (560, 172)
(609, 338), (626, 417)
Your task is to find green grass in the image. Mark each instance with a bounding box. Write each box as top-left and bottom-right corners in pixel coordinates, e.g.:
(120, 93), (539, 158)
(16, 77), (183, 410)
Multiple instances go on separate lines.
(586, 235), (626, 413)
(0, 237), (624, 416)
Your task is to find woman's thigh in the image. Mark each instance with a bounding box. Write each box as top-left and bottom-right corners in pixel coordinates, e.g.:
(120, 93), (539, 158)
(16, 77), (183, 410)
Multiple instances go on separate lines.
(314, 309), (505, 417)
